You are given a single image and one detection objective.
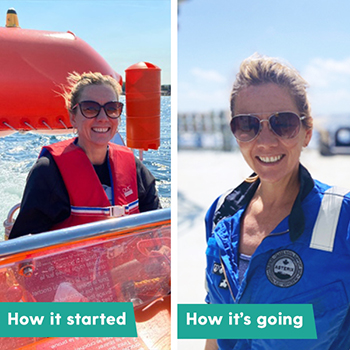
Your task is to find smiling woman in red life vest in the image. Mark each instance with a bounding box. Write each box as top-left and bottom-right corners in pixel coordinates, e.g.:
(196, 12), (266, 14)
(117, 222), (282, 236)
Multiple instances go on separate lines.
(9, 72), (161, 238)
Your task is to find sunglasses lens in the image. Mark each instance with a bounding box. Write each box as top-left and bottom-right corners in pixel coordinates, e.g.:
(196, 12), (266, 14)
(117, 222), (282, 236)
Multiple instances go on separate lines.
(230, 115), (260, 142)
(80, 101), (100, 118)
(270, 112), (301, 139)
(105, 102), (122, 119)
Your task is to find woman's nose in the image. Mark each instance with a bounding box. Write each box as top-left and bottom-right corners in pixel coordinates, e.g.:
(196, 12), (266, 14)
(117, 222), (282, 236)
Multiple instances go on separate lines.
(256, 120), (278, 145)
(96, 107), (109, 121)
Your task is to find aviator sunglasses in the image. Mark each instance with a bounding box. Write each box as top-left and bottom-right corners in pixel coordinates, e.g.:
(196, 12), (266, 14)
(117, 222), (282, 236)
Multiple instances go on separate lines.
(230, 112), (306, 142)
(72, 100), (123, 119)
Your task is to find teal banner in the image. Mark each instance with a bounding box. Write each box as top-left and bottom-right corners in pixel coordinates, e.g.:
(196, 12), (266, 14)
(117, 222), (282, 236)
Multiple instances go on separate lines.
(0, 302), (137, 337)
(178, 304), (317, 339)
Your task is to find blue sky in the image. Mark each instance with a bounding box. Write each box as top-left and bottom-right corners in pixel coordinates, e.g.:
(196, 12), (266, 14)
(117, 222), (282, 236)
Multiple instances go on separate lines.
(1, 0), (170, 84)
(178, 0), (350, 115)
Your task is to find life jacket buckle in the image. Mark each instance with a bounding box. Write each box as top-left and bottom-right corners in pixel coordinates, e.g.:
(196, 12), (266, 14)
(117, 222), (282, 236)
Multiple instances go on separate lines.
(108, 205), (126, 218)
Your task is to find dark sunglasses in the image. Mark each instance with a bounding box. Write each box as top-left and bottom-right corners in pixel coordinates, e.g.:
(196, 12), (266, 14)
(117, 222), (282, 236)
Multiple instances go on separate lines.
(72, 100), (123, 119)
(230, 112), (306, 142)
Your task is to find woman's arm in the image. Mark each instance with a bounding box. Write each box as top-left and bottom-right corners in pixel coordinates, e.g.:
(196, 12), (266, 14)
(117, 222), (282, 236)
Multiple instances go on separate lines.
(9, 154), (70, 238)
(135, 157), (162, 211)
(205, 339), (219, 350)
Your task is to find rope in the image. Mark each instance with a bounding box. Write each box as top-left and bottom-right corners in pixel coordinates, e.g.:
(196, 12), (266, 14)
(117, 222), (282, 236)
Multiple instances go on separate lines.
(24, 122), (36, 130)
(2, 121), (70, 132)
(3, 203), (21, 240)
(3, 122), (16, 131)
(42, 121), (52, 130)
(59, 119), (69, 129)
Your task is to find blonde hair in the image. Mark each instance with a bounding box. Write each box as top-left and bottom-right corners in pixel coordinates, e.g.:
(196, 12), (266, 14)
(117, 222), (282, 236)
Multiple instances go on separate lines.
(61, 72), (122, 113)
(230, 53), (313, 129)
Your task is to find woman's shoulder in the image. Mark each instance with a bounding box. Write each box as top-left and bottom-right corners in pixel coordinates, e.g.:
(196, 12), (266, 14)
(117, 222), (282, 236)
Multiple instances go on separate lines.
(27, 152), (62, 188)
(207, 179), (259, 228)
(313, 179), (350, 199)
(205, 182), (254, 241)
(30, 152), (57, 174)
(309, 180), (350, 229)
(134, 156), (155, 179)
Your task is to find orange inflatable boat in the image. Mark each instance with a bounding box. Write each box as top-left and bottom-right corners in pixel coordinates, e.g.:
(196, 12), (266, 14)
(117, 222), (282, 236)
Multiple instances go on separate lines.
(0, 10), (122, 136)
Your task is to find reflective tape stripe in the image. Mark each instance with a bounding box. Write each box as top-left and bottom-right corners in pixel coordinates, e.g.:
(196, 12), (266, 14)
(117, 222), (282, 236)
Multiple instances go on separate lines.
(310, 187), (350, 252)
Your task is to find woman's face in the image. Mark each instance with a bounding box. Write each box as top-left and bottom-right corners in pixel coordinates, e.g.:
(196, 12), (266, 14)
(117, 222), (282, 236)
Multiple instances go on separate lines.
(234, 83), (312, 185)
(70, 84), (119, 154)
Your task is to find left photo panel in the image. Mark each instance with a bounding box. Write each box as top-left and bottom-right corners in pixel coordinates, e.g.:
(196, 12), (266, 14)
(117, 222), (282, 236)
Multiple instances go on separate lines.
(0, 1), (171, 349)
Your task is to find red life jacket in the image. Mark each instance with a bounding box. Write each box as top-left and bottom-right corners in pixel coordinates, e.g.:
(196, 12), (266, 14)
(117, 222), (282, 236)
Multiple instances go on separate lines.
(42, 138), (139, 230)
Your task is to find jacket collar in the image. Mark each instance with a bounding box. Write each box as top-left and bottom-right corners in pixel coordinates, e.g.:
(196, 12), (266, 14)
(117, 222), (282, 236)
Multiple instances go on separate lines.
(213, 164), (314, 241)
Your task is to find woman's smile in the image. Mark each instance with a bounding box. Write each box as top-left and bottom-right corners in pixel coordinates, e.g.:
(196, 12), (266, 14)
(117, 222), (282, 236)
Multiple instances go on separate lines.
(91, 127), (111, 133)
(256, 154), (284, 164)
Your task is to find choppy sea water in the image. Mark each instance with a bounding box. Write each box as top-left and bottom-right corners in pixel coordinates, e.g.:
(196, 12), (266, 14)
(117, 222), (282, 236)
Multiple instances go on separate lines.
(0, 96), (171, 238)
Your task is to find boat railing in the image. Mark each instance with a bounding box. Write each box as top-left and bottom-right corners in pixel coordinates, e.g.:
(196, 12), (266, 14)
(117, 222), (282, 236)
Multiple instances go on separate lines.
(0, 208), (171, 350)
(0, 208), (170, 258)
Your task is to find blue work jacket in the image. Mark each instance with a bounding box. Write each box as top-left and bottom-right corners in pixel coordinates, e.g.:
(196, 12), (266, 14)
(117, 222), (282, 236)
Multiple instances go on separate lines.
(205, 165), (350, 349)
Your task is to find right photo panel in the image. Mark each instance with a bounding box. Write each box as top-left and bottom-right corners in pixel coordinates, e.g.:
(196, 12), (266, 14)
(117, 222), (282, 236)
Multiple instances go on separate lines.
(177, 1), (350, 349)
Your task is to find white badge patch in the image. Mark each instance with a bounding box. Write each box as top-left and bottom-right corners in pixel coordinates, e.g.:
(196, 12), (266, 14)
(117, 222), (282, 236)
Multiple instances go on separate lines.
(266, 250), (303, 288)
(123, 186), (133, 197)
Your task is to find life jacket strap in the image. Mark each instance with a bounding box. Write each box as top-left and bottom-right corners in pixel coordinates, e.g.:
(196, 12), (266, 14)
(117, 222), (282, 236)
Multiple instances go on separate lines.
(71, 199), (139, 218)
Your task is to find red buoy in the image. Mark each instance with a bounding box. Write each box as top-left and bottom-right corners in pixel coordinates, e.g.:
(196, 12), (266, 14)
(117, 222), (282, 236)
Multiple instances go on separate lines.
(125, 62), (161, 151)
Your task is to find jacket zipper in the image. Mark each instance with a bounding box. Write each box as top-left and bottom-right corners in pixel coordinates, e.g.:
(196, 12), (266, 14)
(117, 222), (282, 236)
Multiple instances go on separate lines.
(219, 229), (290, 303)
(219, 255), (236, 302)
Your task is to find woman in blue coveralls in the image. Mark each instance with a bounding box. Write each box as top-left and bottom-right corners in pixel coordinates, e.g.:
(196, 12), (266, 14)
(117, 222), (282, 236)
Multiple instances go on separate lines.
(205, 54), (350, 350)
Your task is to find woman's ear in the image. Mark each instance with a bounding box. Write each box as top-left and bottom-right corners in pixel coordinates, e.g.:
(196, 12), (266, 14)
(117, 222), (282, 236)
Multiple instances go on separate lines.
(69, 111), (76, 127)
(303, 128), (313, 147)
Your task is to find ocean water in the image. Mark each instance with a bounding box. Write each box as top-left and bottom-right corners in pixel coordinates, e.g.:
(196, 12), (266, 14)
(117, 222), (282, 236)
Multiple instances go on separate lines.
(0, 96), (171, 239)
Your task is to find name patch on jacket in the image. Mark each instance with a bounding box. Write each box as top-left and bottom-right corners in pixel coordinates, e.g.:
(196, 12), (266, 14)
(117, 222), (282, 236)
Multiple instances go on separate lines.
(266, 250), (303, 288)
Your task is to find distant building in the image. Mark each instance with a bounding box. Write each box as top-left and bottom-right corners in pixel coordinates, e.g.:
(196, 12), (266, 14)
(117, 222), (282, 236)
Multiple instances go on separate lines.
(121, 83), (171, 96)
(161, 85), (171, 96)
